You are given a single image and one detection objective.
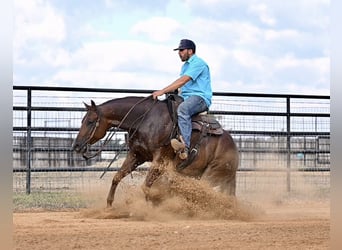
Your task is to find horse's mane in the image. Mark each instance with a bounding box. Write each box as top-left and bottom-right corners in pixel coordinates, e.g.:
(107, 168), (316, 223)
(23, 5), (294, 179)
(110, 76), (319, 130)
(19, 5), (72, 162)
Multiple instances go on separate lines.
(100, 96), (154, 107)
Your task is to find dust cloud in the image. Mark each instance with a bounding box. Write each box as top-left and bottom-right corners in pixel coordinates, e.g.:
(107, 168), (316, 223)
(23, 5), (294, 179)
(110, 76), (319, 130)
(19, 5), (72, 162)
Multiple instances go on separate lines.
(80, 163), (259, 222)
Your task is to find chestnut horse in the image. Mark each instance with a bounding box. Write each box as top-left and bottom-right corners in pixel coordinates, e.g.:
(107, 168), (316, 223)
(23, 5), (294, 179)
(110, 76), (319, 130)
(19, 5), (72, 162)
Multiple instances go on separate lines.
(72, 96), (239, 207)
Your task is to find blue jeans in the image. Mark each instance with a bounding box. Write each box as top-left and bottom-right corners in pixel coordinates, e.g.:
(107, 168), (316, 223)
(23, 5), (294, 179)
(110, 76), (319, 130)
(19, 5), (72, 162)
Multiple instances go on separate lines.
(177, 95), (208, 148)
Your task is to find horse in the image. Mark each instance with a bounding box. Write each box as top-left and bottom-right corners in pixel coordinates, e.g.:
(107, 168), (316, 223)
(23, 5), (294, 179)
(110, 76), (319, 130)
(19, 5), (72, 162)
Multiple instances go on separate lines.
(72, 95), (239, 207)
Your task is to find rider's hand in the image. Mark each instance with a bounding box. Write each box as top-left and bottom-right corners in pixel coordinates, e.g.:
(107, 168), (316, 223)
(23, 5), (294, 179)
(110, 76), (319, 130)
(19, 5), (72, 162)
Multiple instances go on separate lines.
(152, 90), (164, 99)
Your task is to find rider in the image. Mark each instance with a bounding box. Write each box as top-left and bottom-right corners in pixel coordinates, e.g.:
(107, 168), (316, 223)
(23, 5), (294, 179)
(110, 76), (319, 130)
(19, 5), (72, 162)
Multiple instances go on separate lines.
(152, 39), (212, 160)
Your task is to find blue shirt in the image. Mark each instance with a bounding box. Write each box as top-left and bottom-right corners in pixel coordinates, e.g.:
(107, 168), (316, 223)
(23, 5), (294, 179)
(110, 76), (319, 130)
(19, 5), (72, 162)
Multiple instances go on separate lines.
(179, 54), (212, 107)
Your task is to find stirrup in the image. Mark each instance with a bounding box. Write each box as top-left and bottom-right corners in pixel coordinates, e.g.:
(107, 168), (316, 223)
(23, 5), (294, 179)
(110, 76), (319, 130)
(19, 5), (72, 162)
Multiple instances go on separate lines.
(176, 148), (198, 171)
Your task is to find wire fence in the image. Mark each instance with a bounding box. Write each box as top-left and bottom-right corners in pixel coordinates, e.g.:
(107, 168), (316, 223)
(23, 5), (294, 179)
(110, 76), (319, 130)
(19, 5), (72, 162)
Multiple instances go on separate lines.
(13, 86), (330, 196)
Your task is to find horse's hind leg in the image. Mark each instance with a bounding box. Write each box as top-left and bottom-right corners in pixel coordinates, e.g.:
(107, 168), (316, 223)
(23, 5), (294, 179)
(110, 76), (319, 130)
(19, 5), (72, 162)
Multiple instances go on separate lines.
(221, 171), (236, 196)
(202, 158), (238, 197)
(106, 153), (142, 207)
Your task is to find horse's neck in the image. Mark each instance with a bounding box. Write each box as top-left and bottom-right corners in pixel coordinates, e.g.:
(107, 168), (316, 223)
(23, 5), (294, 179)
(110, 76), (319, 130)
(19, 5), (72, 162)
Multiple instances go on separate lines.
(101, 97), (150, 130)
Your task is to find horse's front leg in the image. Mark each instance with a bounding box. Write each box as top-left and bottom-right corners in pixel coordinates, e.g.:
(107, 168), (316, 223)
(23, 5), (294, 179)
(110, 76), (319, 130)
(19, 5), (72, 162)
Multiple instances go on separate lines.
(106, 152), (142, 207)
(142, 150), (174, 203)
(143, 150), (167, 189)
(141, 162), (165, 205)
(144, 164), (164, 188)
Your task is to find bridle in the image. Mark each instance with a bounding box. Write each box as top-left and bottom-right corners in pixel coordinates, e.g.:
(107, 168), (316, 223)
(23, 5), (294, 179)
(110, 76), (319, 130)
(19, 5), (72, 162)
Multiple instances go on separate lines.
(84, 113), (101, 146)
(78, 109), (103, 159)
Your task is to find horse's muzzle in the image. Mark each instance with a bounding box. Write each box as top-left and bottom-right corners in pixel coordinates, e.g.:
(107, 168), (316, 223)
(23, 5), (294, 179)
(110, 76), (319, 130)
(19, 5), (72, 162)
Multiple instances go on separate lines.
(72, 142), (94, 160)
(72, 141), (86, 154)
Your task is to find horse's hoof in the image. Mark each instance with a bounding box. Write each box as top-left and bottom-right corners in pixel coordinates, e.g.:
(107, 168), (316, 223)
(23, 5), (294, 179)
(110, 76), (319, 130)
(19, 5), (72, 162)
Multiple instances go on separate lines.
(106, 200), (113, 208)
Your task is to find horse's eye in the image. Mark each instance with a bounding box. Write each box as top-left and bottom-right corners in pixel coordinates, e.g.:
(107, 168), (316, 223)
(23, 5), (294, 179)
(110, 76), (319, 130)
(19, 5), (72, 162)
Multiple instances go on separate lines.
(87, 120), (95, 126)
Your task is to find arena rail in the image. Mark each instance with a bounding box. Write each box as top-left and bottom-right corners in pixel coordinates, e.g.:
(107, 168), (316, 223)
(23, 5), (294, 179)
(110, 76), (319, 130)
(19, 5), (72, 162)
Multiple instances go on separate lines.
(13, 85), (330, 194)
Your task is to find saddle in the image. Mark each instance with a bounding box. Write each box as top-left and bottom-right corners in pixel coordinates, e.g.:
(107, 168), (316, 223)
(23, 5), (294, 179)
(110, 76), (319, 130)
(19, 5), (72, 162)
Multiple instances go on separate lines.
(164, 93), (223, 136)
(191, 114), (223, 135)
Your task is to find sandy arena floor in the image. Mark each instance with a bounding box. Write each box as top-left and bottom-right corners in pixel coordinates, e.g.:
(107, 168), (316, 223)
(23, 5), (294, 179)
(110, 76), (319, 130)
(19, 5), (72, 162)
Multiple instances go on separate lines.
(13, 202), (329, 250)
(13, 170), (330, 250)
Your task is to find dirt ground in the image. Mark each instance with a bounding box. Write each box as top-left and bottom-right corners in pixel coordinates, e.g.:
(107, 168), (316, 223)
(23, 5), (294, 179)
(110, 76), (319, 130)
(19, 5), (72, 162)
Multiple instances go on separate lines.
(13, 169), (330, 250)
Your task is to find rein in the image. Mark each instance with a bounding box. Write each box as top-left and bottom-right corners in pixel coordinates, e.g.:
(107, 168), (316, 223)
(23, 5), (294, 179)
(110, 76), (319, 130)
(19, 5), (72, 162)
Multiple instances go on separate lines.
(82, 96), (156, 162)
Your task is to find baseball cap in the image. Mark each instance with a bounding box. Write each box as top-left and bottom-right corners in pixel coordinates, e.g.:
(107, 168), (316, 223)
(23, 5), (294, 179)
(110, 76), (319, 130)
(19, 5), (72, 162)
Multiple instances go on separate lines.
(173, 39), (196, 51)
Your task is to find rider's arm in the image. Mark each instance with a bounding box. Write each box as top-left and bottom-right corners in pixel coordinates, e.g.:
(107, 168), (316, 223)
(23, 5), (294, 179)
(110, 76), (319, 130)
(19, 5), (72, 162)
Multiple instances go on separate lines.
(152, 75), (191, 99)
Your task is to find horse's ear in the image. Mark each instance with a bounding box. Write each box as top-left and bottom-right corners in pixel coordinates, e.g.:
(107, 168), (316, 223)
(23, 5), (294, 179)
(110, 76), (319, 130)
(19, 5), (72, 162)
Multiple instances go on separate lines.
(90, 100), (97, 111)
(83, 100), (96, 111)
(83, 102), (90, 110)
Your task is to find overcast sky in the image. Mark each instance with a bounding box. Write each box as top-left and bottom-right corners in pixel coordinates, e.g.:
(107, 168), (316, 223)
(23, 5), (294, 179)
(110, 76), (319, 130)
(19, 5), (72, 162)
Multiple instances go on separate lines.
(13, 0), (330, 95)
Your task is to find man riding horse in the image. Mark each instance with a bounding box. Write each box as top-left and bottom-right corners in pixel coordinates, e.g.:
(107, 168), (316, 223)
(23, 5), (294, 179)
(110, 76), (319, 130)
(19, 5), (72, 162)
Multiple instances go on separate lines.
(152, 39), (212, 161)
(73, 39), (238, 207)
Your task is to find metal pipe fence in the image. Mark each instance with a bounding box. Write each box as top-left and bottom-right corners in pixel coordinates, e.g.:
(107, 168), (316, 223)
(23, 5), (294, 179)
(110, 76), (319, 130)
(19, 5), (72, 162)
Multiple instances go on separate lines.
(13, 86), (330, 195)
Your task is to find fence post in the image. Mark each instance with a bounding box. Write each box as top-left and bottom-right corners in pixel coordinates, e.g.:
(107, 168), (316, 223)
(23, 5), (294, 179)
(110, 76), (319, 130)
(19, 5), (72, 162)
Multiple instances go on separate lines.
(26, 88), (32, 194)
(286, 97), (291, 192)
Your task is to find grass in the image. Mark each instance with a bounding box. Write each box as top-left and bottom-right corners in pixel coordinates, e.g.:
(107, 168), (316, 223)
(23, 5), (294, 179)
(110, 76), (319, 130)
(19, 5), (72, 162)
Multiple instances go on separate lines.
(13, 192), (94, 212)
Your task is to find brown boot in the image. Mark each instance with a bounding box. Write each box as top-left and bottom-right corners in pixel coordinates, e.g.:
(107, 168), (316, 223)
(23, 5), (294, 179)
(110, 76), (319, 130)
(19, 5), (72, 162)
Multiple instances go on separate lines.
(171, 136), (188, 160)
(171, 136), (186, 151)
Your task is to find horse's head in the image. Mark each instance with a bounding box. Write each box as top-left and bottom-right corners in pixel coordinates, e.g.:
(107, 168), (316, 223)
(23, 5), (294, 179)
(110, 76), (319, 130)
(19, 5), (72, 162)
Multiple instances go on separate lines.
(72, 100), (108, 158)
